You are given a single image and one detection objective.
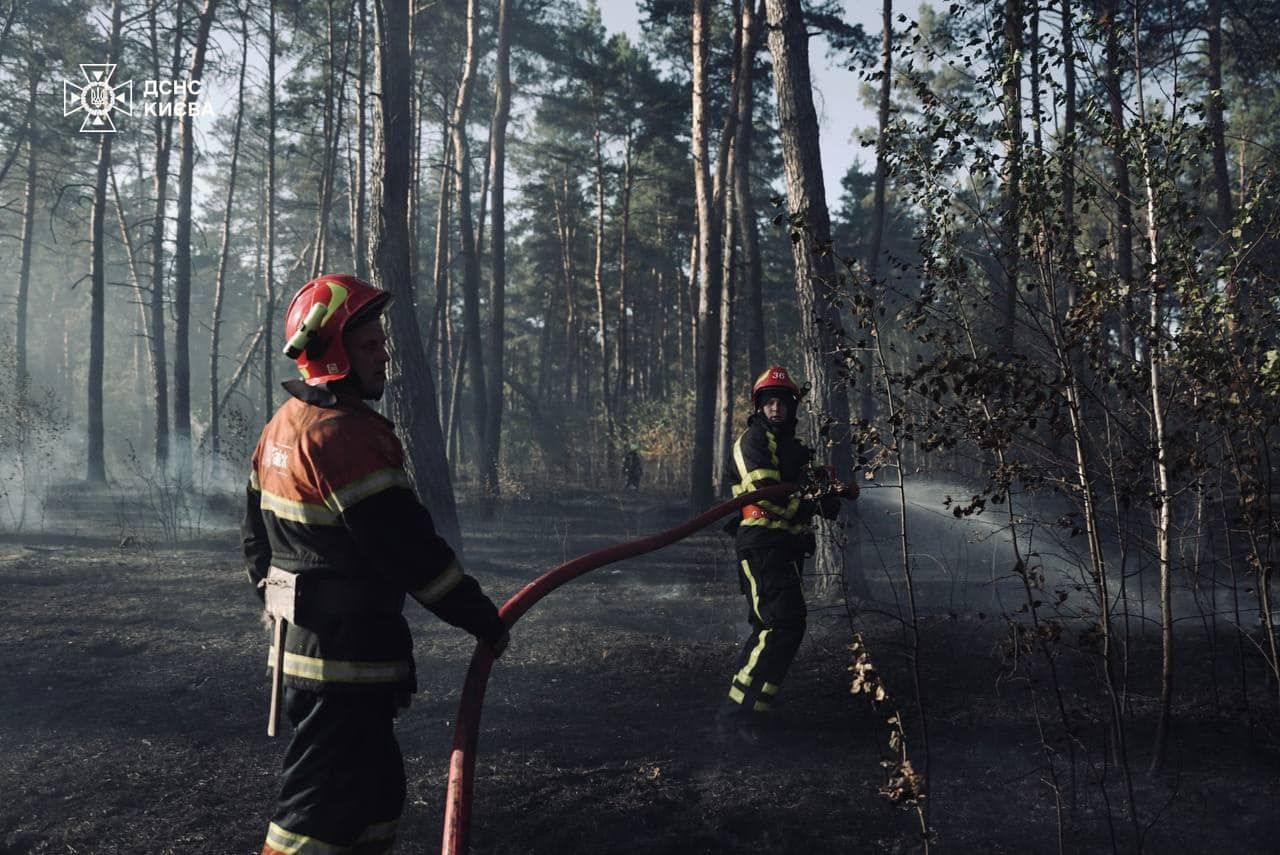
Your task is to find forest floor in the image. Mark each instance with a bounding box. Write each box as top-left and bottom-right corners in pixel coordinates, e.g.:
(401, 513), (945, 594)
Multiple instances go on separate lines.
(2, 484), (1279, 854)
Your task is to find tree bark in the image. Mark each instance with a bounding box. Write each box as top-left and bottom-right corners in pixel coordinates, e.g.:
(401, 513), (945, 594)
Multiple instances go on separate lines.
(689, 0), (721, 512)
(373, 0), (463, 549)
(172, 0), (220, 481)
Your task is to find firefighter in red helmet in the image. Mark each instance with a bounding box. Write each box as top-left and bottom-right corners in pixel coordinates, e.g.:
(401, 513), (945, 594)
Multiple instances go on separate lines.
(719, 365), (856, 743)
(243, 274), (509, 855)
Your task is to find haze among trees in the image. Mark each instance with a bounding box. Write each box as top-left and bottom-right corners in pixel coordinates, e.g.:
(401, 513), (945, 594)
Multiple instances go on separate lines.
(3, 0), (1280, 846)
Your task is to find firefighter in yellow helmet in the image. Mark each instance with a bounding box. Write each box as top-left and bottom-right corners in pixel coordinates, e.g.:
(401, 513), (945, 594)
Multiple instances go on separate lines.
(718, 365), (855, 742)
(243, 274), (509, 855)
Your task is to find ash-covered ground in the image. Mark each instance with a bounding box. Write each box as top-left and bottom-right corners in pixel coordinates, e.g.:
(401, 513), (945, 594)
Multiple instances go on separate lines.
(2, 486), (1278, 853)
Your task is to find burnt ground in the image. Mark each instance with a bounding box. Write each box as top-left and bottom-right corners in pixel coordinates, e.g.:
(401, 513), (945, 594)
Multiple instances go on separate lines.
(2, 485), (1279, 854)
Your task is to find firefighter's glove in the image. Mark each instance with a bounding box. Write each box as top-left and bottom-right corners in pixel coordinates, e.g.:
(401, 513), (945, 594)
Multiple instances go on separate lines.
(839, 480), (861, 501)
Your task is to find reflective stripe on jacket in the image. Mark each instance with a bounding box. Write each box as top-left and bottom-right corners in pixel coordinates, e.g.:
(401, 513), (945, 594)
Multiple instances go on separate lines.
(726, 416), (814, 544)
(242, 381), (504, 694)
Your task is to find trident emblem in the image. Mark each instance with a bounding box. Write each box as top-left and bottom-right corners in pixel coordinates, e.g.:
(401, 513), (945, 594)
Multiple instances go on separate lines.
(64, 64), (133, 133)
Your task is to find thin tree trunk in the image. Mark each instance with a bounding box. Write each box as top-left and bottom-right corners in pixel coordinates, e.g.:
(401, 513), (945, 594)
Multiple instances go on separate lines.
(210, 12), (250, 456)
(740, 0), (765, 384)
(689, 0), (721, 512)
(430, 123), (452, 415)
(264, 0), (278, 418)
(87, 0), (125, 483)
(616, 131), (634, 413)
(373, 0), (463, 549)
(997, 0), (1021, 356)
(172, 0), (220, 481)
(484, 0), (512, 503)
(145, 2), (179, 469)
(713, 151), (736, 498)
(15, 59), (39, 388)
(591, 125), (617, 475)
(449, 0), (489, 483)
(1206, 0), (1242, 332)
(863, 0), (892, 424)
(354, 0), (370, 277)
(1135, 31), (1173, 775)
(1105, 0), (1136, 361)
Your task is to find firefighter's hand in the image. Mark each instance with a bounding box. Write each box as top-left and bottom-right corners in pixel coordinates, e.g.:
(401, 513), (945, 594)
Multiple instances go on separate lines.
(485, 631), (510, 660)
(840, 480), (860, 501)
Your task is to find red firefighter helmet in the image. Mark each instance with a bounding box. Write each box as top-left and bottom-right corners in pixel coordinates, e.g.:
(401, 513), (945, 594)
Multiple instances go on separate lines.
(282, 274), (392, 385)
(751, 365), (800, 409)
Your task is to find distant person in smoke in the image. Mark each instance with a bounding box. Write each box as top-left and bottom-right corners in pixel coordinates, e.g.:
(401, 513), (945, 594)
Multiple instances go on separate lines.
(622, 448), (643, 491)
(242, 274), (509, 855)
(718, 365), (857, 742)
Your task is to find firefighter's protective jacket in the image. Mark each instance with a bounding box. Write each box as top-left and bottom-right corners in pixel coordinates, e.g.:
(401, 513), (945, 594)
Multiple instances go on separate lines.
(242, 381), (505, 695)
(726, 414), (816, 551)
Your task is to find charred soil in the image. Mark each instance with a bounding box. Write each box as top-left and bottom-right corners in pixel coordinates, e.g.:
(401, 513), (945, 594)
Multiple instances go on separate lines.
(2, 487), (1278, 854)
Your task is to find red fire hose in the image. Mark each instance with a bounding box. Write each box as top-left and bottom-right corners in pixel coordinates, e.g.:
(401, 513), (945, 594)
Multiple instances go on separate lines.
(440, 483), (799, 854)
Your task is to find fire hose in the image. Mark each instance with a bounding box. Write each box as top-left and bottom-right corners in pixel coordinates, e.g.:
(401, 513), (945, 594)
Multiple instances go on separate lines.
(440, 483), (800, 855)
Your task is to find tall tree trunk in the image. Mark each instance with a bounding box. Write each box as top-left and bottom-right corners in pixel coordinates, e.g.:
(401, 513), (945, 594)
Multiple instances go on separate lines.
(1104, 0), (1136, 361)
(689, 0), (722, 512)
(87, 0), (125, 483)
(714, 0), (758, 497)
(172, 0), (220, 481)
(713, 151), (736, 498)
(430, 121), (452, 415)
(264, 0), (279, 419)
(591, 126), (617, 475)
(209, 12), (250, 457)
(863, 0), (892, 424)
(15, 58), (39, 389)
(764, 0), (853, 584)
(997, 0), (1021, 356)
(449, 0), (489, 482)
(740, 0), (765, 384)
(616, 131), (634, 413)
(1134, 27), (1174, 775)
(1206, 0), (1241, 331)
(373, 0), (462, 549)
(353, 0), (370, 277)
(145, 2), (179, 470)
(483, 0), (512, 503)
(311, 0), (343, 277)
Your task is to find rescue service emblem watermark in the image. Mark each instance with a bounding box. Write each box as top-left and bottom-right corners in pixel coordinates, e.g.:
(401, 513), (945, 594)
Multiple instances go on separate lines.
(63, 64), (132, 133)
(62, 64), (207, 134)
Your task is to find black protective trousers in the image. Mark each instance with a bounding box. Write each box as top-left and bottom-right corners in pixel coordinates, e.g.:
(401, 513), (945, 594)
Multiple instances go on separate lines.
(264, 688), (405, 854)
(726, 545), (808, 715)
